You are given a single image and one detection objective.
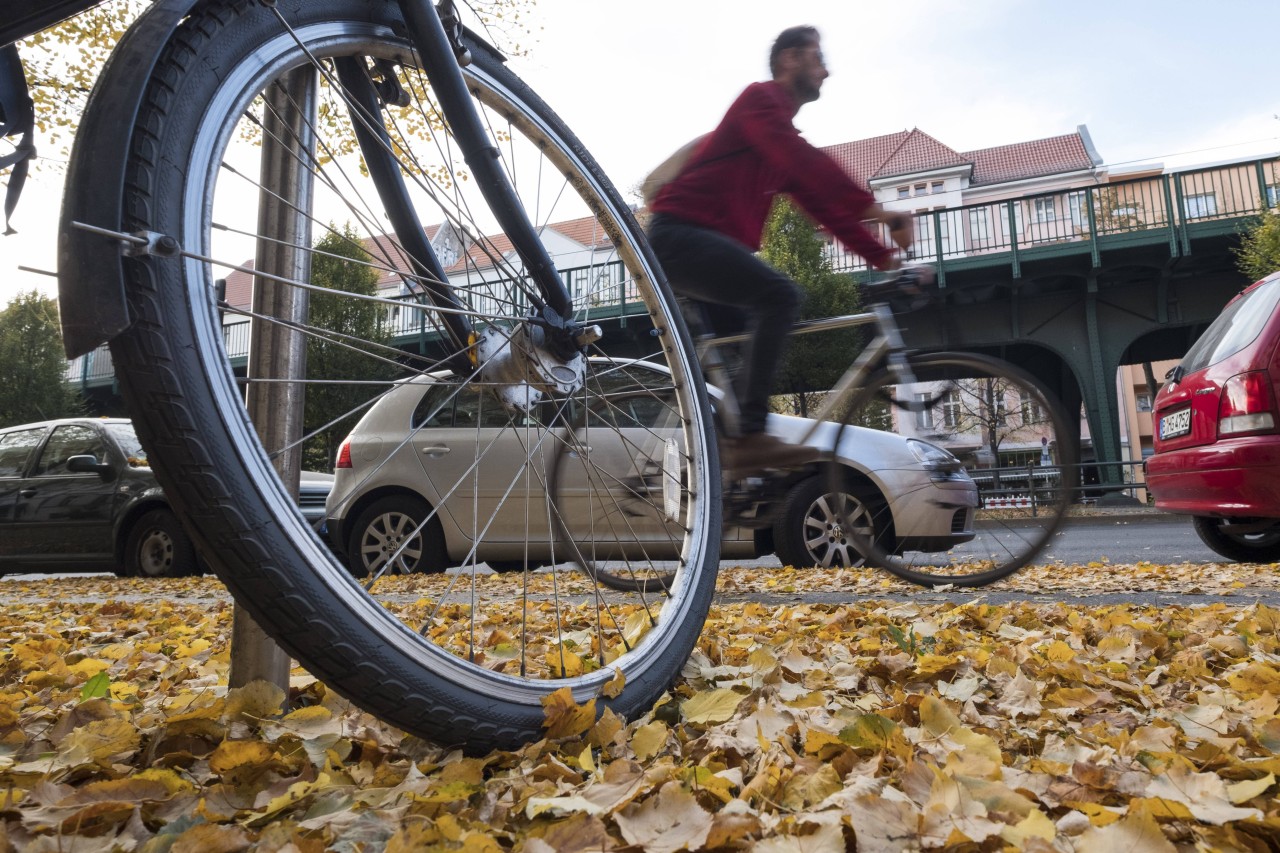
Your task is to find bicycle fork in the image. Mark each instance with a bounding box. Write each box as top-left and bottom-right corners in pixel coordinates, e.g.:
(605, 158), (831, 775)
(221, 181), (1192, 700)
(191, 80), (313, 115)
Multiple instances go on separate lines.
(383, 0), (595, 363)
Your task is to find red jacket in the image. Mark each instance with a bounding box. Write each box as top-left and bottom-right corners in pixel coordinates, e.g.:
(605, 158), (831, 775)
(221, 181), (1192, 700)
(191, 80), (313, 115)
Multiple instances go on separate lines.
(651, 81), (893, 270)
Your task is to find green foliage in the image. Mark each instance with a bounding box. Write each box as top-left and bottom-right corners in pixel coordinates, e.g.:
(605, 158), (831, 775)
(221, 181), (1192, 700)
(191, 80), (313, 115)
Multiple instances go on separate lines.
(885, 624), (936, 658)
(1235, 211), (1280, 283)
(759, 198), (863, 417)
(80, 671), (111, 702)
(21, 0), (536, 165)
(0, 291), (83, 428)
(303, 225), (397, 470)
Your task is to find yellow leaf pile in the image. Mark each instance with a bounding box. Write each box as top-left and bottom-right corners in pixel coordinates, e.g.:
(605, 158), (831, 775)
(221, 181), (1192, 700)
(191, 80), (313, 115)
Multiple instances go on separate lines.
(2, 566), (1280, 850)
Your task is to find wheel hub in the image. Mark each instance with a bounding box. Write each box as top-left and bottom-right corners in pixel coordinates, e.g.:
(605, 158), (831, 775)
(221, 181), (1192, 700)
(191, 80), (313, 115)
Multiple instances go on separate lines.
(474, 324), (586, 412)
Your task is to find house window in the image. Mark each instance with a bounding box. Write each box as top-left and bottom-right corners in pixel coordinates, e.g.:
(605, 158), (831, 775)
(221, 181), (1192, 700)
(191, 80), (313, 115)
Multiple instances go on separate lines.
(999, 201), (1024, 236)
(1033, 197), (1056, 223)
(914, 393), (934, 430)
(1184, 192), (1218, 219)
(1020, 390), (1046, 424)
(1136, 393), (1152, 413)
(897, 186), (910, 200)
(931, 181), (945, 194)
(1067, 191), (1087, 227)
(988, 390), (1008, 427)
(914, 183), (928, 196)
(1267, 184), (1279, 208)
(941, 389), (962, 430)
(969, 208), (991, 246)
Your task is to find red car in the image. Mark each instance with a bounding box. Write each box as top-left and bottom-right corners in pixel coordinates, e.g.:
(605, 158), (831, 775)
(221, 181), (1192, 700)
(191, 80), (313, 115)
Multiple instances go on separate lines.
(1146, 270), (1280, 561)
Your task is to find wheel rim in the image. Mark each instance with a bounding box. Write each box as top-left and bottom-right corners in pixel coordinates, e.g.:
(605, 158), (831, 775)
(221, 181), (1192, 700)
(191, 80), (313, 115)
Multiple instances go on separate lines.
(136, 527), (174, 577)
(804, 492), (872, 568)
(360, 510), (426, 574)
(164, 15), (717, 707)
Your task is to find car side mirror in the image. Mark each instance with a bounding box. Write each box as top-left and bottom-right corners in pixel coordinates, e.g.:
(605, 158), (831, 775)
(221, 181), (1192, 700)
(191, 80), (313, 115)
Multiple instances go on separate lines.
(67, 454), (116, 478)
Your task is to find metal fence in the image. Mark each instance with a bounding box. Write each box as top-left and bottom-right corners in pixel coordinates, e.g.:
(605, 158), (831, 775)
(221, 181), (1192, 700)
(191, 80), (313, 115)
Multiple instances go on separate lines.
(971, 459), (1152, 513)
(826, 156), (1279, 274)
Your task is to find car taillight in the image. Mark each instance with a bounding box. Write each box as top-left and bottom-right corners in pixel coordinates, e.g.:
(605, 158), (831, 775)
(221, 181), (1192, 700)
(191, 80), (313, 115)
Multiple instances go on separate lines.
(1219, 370), (1277, 436)
(335, 436), (353, 469)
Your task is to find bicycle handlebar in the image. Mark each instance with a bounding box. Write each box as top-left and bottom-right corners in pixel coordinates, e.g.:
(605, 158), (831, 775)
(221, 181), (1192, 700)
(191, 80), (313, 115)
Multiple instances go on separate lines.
(862, 264), (936, 311)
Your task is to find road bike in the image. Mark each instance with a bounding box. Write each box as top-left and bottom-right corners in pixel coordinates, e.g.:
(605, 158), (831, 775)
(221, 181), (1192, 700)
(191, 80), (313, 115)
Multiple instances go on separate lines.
(2, 0), (1071, 753)
(569, 273), (1076, 594)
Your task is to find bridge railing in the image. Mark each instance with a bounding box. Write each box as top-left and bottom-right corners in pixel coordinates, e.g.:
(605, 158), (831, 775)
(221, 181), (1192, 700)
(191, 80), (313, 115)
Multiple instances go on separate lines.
(66, 261), (632, 387)
(826, 155), (1280, 274)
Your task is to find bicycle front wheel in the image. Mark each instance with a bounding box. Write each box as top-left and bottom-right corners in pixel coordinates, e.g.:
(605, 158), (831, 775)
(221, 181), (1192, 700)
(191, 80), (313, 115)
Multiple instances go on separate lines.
(97, 0), (720, 751)
(829, 352), (1075, 586)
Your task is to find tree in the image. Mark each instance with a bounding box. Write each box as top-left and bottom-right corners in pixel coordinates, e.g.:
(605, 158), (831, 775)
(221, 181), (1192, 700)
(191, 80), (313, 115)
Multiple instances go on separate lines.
(1235, 209), (1280, 282)
(302, 225), (398, 470)
(928, 377), (1053, 473)
(0, 291), (83, 427)
(18, 0), (536, 164)
(759, 198), (865, 419)
(1092, 186), (1146, 233)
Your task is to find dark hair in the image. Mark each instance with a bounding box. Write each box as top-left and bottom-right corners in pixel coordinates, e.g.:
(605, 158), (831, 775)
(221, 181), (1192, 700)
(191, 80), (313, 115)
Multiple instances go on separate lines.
(769, 26), (820, 76)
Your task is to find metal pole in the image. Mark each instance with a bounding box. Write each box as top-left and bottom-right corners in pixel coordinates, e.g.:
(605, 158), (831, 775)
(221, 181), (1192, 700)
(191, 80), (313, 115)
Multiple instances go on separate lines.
(231, 67), (317, 690)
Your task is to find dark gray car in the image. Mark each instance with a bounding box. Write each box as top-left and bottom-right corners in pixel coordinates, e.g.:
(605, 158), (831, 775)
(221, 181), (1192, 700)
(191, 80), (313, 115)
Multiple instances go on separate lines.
(0, 418), (331, 577)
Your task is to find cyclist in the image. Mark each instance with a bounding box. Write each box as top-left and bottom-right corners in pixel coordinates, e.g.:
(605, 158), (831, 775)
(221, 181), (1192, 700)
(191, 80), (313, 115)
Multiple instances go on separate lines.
(647, 25), (913, 474)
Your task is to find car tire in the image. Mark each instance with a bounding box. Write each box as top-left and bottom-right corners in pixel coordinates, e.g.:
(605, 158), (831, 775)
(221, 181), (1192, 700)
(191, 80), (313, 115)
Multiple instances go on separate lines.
(125, 508), (197, 578)
(1192, 515), (1280, 562)
(347, 495), (447, 577)
(773, 475), (884, 569)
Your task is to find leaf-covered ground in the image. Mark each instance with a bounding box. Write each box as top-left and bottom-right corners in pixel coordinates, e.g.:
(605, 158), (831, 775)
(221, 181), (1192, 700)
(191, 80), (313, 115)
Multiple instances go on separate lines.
(3, 563), (1280, 851)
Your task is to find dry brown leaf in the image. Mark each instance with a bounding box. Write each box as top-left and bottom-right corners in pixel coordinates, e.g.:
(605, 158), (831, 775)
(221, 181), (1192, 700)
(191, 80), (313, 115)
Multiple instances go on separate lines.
(613, 781), (712, 853)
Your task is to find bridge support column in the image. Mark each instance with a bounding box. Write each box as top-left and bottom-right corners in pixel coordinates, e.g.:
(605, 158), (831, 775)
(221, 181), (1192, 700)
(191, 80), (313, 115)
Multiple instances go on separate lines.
(1082, 274), (1124, 484)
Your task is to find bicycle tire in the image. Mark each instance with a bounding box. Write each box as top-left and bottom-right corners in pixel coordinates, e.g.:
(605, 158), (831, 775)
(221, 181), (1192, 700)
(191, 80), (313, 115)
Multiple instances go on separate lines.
(830, 351), (1075, 586)
(98, 0), (720, 751)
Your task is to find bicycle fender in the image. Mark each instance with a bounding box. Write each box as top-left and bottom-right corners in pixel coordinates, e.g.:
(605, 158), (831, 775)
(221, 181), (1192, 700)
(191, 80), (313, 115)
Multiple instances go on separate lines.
(57, 0), (202, 359)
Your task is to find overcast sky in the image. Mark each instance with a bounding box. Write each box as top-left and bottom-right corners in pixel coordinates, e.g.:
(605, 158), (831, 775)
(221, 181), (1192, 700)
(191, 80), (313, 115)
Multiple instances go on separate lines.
(3, 0), (1278, 306)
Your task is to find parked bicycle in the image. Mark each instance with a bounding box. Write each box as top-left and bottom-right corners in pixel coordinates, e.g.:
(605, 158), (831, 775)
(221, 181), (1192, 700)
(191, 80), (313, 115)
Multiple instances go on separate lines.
(2, 0), (1071, 752)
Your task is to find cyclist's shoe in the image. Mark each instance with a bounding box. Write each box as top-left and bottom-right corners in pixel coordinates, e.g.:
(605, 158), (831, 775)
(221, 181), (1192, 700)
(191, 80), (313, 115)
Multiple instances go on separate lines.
(723, 432), (820, 475)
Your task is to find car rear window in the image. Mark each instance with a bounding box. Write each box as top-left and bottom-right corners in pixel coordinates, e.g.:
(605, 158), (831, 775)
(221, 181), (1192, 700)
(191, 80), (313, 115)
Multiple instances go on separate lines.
(1179, 276), (1280, 375)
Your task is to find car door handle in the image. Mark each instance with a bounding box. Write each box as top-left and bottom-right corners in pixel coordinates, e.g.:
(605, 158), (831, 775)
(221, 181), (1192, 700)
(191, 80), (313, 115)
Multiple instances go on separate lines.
(19, 489), (36, 498)
(419, 445), (451, 457)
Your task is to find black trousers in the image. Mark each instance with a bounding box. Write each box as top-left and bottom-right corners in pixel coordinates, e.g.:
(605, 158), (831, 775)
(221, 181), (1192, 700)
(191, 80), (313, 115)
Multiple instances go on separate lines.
(647, 213), (803, 434)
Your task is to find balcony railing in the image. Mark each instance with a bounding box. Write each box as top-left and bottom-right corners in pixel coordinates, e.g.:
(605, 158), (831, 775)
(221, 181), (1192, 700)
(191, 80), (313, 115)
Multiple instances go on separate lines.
(66, 261), (630, 387)
(826, 155), (1279, 276)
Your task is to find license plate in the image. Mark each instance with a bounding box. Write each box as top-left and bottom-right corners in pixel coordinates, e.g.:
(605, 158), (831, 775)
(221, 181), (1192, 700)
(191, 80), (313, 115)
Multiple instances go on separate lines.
(1159, 407), (1191, 440)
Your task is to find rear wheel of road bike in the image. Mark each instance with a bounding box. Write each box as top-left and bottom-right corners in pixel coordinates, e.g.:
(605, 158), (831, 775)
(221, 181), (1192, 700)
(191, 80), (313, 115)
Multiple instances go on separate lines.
(91, 0), (720, 751)
(829, 352), (1075, 586)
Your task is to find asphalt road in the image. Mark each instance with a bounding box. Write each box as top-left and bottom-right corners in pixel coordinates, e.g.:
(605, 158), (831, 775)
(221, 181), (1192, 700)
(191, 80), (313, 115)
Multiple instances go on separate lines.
(1042, 513), (1222, 566)
(0, 514), (1226, 585)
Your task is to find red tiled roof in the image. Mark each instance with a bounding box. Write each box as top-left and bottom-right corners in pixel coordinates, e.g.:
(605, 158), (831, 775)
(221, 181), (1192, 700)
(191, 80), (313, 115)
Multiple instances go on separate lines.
(820, 128), (1098, 188)
(876, 129), (969, 179)
(822, 130), (911, 190)
(963, 133), (1095, 186)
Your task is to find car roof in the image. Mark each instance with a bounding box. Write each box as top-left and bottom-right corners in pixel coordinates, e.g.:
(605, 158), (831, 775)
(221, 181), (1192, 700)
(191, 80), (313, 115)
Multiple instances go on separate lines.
(0, 417), (132, 434)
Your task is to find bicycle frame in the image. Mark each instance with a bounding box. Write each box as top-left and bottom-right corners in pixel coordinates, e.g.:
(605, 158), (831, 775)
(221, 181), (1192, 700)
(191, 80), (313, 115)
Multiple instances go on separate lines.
(694, 301), (920, 446)
(5, 0), (584, 364)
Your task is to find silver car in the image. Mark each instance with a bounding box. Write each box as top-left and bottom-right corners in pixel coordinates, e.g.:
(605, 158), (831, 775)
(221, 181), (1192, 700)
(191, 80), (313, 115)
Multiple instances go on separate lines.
(324, 359), (977, 575)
